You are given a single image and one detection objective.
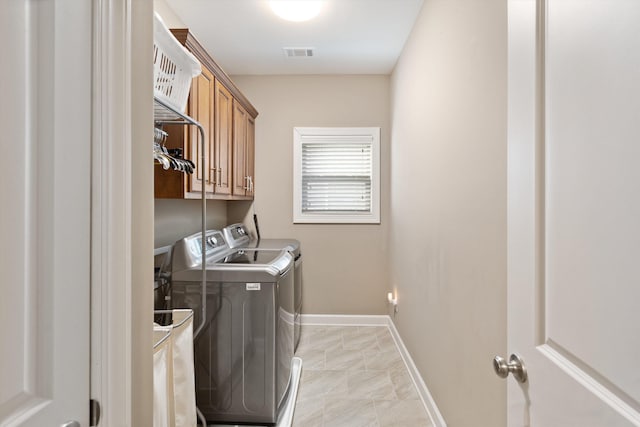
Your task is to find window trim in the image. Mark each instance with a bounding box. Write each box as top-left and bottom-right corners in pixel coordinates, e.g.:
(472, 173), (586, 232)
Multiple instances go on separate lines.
(293, 127), (380, 224)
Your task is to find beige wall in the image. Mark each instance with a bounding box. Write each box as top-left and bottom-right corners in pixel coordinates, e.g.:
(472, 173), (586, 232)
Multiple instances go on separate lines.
(230, 75), (391, 315)
(389, 1), (507, 426)
(154, 199), (227, 248)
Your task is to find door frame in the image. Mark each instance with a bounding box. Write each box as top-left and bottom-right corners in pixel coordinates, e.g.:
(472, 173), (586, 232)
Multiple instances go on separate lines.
(91, 0), (154, 425)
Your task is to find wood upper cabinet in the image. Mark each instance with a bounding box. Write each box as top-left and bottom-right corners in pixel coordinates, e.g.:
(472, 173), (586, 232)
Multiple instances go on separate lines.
(232, 101), (256, 197)
(213, 80), (233, 195)
(155, 29), (258, 200)
(232, 101), (248, 196)
(191, 66), (215, 195)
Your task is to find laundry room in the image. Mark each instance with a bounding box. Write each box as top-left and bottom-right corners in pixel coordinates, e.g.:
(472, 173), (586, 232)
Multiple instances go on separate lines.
(151, 0), (505, 426)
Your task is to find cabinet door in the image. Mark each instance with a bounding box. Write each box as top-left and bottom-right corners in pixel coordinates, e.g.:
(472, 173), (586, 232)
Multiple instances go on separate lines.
(214, 80), (233, 195)
(246, 115), (255, 197)
(232, 101), (248, 196)
(189, 67), (215, 194)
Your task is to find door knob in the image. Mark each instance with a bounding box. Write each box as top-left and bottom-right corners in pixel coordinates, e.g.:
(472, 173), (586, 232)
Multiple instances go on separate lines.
(493, 353), (527, 383)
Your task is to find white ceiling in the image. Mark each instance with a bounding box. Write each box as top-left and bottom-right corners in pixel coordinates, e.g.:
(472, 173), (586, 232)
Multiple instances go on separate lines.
(164, 0), (424, 75)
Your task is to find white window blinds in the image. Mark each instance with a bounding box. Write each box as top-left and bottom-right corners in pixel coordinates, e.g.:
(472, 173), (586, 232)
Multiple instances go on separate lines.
(293, 127), (380, 224)
(301, 137), (373, 213)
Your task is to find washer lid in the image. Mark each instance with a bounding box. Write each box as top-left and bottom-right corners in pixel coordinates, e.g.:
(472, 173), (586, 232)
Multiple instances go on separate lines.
(211, 249), (293, 275)
(172, 249), (293, 283)
(248, 239), (300, 257)
(218, 249), (285, 265)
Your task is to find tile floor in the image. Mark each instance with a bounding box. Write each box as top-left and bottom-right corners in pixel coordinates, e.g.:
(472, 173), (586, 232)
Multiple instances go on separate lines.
(292, 325), (433, 427)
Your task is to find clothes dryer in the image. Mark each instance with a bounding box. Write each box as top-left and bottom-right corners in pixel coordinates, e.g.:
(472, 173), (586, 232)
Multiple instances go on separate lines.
(223, 223), (302, 351)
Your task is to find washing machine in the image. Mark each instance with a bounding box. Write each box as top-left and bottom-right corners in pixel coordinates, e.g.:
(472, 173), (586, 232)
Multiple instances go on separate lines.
(169, 230), (294, 425)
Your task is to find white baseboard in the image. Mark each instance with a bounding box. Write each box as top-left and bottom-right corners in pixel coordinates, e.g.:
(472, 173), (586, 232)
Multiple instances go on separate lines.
(300, 313), (389, 326)
(299, 314), (447, 427)
(386, 319), (447, 427)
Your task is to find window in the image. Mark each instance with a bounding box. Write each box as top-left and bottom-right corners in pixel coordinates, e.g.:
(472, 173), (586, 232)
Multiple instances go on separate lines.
(293, 127), (380, 223)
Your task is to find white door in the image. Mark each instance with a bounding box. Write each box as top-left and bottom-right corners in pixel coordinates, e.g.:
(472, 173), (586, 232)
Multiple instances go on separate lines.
(507, 0), (640, 425)
(0, 0), (92, 425)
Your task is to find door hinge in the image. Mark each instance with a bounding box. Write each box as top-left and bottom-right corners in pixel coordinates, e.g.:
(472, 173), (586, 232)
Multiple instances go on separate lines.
(90, 399), (101, 426)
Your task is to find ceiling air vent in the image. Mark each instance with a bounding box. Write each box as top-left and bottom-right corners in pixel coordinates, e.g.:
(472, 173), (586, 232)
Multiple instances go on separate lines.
(283, 47), (314, 58)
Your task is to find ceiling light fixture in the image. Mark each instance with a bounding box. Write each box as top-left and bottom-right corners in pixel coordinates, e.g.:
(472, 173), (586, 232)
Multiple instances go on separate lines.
(269, 1), (324, 22)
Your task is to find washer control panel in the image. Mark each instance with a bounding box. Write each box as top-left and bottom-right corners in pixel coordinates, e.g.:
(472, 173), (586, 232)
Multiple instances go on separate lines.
(171, 230), (230, 272)
(222, 223), (251, 249)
